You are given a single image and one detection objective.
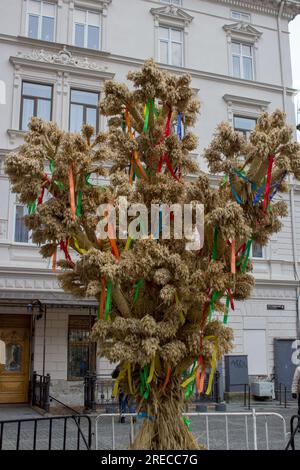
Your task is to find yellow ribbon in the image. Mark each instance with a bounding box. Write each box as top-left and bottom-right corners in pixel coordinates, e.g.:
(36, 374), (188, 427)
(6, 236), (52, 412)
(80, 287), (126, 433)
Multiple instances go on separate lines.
(206, 341), (218, 396)
(112, 365), (127, 397)
(181, 367), (199, 389)
(125, 236), (133, 251)
(73, 237), (89, 255)
(146, 358), (155, 384)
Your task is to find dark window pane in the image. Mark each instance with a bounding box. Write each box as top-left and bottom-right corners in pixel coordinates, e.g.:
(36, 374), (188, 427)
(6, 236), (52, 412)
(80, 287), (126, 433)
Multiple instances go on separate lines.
(21, 98), (34, 130)
(71, 89), (98, 106)
(75, 23), (85, 47)
(37, 99), (51, 121)
(5, 344), (22, 372)
(23, 82), (52, 99)
(252, 241), (263, 258)
(87, 25), (100, 50)
(41, 16), (54, 41)
(28, 14), (39, 38)
(86, 107), (97, 129)
(70, 103), (84, 132)
(15, 206), (29, 243)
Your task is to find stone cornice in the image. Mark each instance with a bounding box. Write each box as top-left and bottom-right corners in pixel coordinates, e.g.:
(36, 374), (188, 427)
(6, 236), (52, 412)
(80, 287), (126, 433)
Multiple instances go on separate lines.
(223, 94), (271, 109)
(150, 5), (194, 24)
(223, 22), (263, 41)
(209, 0), (300, 20)
(9, 45), (115, 80)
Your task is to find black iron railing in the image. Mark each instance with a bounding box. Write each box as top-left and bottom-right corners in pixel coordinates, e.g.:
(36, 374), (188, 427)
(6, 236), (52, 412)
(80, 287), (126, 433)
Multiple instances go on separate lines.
(285, 415), (300, 450)
(31, 371), (50, 412)
(0, 415), (92, 450)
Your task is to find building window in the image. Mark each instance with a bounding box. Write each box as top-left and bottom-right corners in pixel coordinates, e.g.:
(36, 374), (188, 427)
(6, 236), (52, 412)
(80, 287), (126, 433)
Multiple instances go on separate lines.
(232, 42), (253, 80)
(69, 89), (99, 133)
(231, 10), (250, 22)
(68, 316), (95, 380)
(26, 0), (55, 42)
(14, 205), (30, 243)
(159, 26), (183, 67)
(252, 241), (264, 259)
(74, 9), (101, 50)
(20, 82), (53, 130)
(233, 116), (256, 140)
(161, 0), (182, 5)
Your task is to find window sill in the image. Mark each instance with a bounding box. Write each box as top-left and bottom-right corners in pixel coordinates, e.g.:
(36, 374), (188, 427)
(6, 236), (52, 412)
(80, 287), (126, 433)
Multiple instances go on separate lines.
(7, 129), (26, 146)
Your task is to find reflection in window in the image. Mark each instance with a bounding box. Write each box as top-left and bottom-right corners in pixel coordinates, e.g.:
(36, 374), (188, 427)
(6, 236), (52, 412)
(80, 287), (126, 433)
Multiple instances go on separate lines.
(231, 10), (250, 22)
(74, 9), (101, 50)
(159, 26), (183, 67)
(20, 82), (52, 130)
(27, 0), (55, 42)
(68, 316), (96, 380)
(5, 344), (22, 372)
(69, 89), (99, 133)
(232, 42), (253, 80)
(15, 205), (31, 243)
(252, 241), (263, 258)
(234, 116), (256, 141)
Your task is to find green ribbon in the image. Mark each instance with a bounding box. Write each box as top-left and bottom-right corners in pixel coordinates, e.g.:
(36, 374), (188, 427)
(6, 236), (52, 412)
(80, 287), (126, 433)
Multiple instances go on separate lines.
(76, 191), (83, 217)
(212, 227), (218, 261)
(49, 160), (55, 173)
(183, 416), (192, 431)
(241, 240), (253, 273)
(133, 279), (145, 305)
(85, 174), (92, 187)
(221, 175), (229, 188)
(121, 112), (126, 132)
(27, 201), (37, 215)
(184, 361), (197, 401)
(104, 280), (113, 321)
(140, 366), (150, 400)
(54, 180), (65, 191)
(223, 295), (230, 325)
(143, 99), (151, 133)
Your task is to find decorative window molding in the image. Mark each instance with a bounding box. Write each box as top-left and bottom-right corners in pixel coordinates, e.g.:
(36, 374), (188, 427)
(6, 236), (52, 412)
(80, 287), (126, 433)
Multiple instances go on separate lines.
(150, 5), (193, 68)
(223, 94), (270, 126)
(68, 1), (111, 52)
(8, 47), (114, 142)
(223, 22), (262, 81)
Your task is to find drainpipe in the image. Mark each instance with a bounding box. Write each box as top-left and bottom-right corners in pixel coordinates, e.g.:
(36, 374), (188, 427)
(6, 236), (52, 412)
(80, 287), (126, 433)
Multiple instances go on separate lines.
(277, 1), (300, 338)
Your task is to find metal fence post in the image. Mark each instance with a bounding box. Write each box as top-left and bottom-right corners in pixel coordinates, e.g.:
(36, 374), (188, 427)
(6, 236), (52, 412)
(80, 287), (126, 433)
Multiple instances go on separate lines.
(252, 409), (258, 450)
(32, 371), (37, 406)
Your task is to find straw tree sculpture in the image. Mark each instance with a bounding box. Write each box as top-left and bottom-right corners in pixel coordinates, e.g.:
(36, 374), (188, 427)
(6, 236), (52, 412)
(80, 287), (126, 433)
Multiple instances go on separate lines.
(5, 60), (300, 450)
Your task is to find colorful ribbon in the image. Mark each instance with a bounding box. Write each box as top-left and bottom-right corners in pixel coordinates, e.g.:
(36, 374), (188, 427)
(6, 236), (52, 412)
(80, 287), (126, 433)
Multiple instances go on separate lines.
(212, 227), (218, 261)
(263, 155), (275, 211)
(68, 167), (76, 220)
(133, 279), (145, 304)
(104, 279), (113, 321)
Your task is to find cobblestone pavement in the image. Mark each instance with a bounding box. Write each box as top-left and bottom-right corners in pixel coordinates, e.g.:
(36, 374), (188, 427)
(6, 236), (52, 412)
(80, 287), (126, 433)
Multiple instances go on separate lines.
(0, 402), (299, 450)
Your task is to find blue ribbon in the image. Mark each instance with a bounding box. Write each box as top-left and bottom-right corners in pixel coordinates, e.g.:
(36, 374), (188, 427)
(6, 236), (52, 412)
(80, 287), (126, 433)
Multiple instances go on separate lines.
(177, 112), (182, 140)
(137, 412), (154, 421)
(230, 177), (243, 205)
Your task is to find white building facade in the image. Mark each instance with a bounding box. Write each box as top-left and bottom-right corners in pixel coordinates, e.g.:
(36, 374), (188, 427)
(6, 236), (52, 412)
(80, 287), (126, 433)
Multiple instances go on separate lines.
(0, 0), (300, 406)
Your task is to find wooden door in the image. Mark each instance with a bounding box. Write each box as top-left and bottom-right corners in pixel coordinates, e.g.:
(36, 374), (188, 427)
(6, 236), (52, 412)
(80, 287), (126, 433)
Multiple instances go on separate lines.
(0, 315), (30, 403)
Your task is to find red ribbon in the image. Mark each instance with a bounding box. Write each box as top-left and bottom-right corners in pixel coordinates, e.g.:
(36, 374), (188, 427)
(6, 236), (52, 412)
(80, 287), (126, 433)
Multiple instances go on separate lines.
(60, 239), (73, 266)
(263, 154), (275, 211)
(37, 186), (45, 206)
(226, 288), (235, 311)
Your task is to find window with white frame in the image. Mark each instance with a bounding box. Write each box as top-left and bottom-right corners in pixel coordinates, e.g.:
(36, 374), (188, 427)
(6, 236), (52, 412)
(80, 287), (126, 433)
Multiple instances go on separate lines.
(233, 116), (256, 140)
(232, 42), (253, 80)
(231, 10), (251, 22)
(73, 9), (101, 50)
(26, 0), (55, 42)
(14, 205), (31, 243)
(161, 0), (182, 5)
(159, 26), (183, 67)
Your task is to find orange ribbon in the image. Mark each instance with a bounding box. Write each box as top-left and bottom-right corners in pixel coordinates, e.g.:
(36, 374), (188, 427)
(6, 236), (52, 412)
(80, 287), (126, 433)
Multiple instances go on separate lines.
(52, 248), (57, 273)
(160, 366), (171, 392)
(68, 167), (76, 220)
(231, 239), (236, 274)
